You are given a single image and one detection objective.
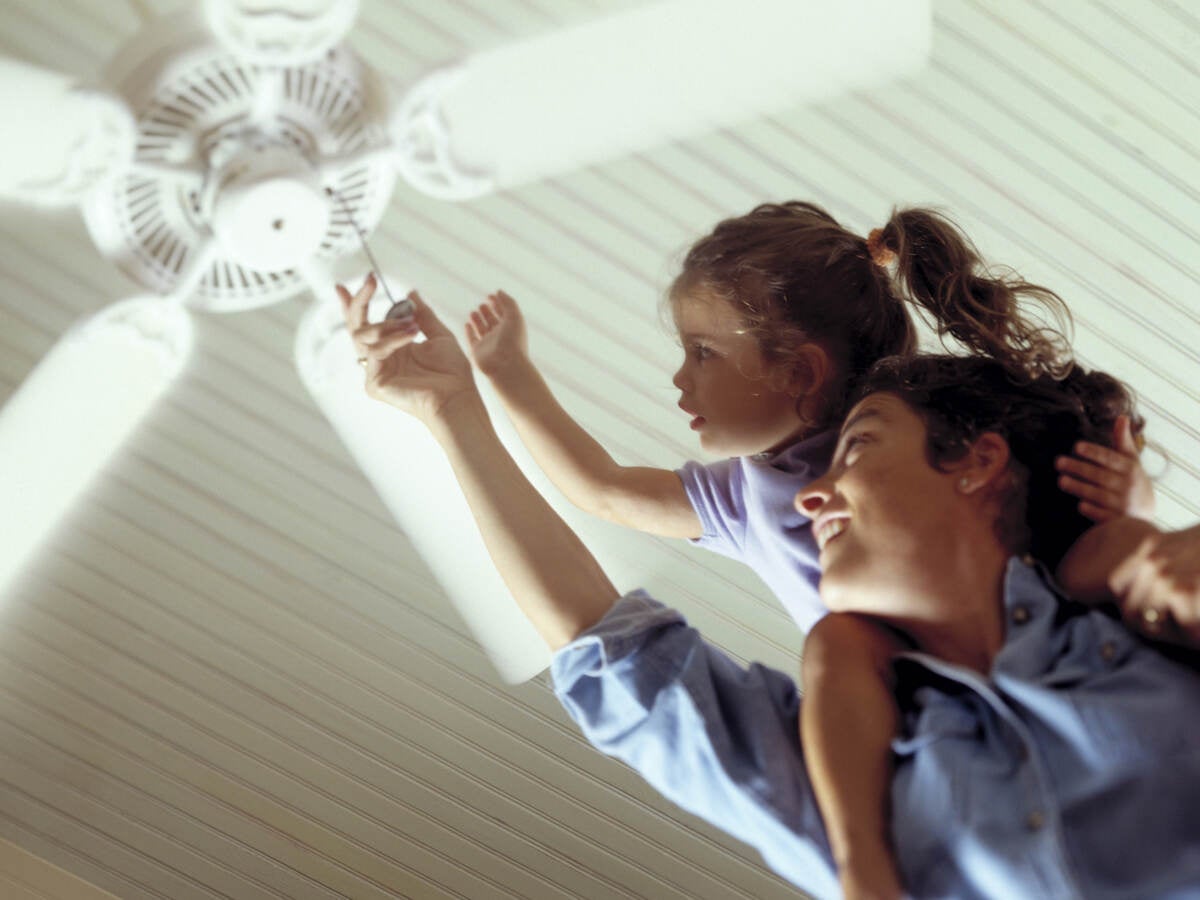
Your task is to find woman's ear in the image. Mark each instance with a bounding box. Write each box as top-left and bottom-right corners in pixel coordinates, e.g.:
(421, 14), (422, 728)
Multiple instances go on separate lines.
(956, 432), (1011, 495)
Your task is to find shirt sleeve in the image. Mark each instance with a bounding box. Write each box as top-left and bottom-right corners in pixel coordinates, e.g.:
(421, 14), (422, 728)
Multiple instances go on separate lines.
(551, 591), (838, 895)
(676, 458), (748, 556)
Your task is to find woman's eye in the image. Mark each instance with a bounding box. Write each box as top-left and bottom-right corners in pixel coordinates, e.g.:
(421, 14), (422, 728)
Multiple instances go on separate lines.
(691, 344), (713, 361)
(842, 433), (870, 459)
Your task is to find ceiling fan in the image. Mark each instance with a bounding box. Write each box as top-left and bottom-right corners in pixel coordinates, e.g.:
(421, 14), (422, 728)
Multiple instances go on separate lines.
(0, 0), (930, 682)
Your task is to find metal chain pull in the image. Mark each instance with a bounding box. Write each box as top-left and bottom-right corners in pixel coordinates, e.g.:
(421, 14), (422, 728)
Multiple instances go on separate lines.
(326, 185), (414, 321)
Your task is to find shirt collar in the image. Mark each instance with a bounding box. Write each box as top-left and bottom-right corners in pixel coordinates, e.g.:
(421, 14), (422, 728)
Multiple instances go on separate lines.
(750, 428), (838, 477)
(894, 556), (1069, 689)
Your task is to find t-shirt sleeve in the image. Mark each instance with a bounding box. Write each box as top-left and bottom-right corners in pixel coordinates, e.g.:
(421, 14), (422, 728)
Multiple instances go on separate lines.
(676, 458), (748, 557)
(550, 591), (837, 894)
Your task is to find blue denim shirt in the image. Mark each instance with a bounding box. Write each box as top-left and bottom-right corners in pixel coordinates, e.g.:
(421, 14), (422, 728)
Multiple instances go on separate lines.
(551, 559), (1200, 899)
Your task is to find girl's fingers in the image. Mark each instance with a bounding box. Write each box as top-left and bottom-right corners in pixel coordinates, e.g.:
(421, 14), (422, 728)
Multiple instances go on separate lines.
(1071, 441), (1133, 473)
(1055, 455), (1121, 489)
(465, 319), (479, 345)
(1114, 415), (1142, 456)
(479, 302), (500, 328)
(1077, 500), (1116, 523)
(470, 309), (488, 336)
(1058, 474), (1118, 508)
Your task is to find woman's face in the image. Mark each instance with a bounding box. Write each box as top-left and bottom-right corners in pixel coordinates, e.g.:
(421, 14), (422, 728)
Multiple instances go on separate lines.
(671, 292), (807, 456)
(795, 392), (969, 615)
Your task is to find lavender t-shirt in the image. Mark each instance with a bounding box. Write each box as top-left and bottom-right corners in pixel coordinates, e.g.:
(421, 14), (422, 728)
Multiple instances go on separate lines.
(676, 429), (838, 632)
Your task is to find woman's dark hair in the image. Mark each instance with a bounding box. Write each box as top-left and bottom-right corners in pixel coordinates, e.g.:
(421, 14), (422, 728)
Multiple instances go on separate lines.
(669, 202), (1072, 429)
(859, 355), (1143, 569)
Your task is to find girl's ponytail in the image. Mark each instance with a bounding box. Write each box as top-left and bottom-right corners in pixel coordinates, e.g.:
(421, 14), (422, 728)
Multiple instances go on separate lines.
(874, 208), (1073, 379)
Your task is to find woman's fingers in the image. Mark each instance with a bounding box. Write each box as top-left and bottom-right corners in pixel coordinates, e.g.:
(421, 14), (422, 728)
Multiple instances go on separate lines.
(360, 320), (422, 359)
(406, 290), (452, 339)
(337, 273), (377, 329)
(1111, 527), (1200, 646)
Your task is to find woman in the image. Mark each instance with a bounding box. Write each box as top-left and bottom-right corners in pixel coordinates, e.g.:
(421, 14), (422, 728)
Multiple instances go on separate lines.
(342, 284), (1200, 899)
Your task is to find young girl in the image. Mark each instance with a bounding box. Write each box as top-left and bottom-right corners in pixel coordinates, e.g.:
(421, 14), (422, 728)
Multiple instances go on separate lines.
(458, 201), (1153, 899)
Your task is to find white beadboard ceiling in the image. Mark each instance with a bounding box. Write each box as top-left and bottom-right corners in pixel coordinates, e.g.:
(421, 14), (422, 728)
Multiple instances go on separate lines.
(1, 1), (1198, 898)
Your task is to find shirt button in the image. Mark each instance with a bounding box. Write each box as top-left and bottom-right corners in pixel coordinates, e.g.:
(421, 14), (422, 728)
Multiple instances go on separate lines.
(1026, 811), (1045, 832)
(1100, 641), (1117, 662)
(1012, 605), (1031, 625)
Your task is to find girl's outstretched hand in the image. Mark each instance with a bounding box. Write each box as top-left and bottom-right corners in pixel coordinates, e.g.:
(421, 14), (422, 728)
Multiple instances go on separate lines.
(1055, 415), (1155, 522)
(337, 274), (477, 424)
(465, 290), (529, 379)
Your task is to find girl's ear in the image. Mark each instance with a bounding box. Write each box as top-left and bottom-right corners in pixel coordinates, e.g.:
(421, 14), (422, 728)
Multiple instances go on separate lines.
(765, 342), (834, 426)
(956, 432), (1011, 494)
(776, 342), (832, 396)
(786, 343), (835, 425)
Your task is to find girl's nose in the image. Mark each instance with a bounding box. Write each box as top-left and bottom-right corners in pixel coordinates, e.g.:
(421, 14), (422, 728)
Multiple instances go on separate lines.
(795, 476), (832, 516)
(672, 364), (689, 391)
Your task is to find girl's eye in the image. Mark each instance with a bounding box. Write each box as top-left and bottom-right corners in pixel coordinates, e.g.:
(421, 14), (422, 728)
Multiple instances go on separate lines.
(691, 343), (713, 361)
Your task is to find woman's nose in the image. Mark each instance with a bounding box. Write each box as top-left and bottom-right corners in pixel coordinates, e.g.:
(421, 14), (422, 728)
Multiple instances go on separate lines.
(795, 477), (832, 516)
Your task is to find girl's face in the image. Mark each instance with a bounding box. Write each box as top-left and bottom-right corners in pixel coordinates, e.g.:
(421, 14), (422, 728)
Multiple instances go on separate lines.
(671, 292), (808, 457)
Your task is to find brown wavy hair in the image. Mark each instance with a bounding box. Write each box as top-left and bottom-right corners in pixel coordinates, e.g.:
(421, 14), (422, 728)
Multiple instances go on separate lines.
(859, 355), (1142, 569)
(669, 202), (1073, 430)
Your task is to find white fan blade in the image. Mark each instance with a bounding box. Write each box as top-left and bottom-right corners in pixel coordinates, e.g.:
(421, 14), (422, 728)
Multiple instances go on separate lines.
(0, 55), (135, 207)
(0, 297), (193, 596)
(203, 0), (360, 67)
(294, 293), (551, 684)
(391, 0), (930, 198)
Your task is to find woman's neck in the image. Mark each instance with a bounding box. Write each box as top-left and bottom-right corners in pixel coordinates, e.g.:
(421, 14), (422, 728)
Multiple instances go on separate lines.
(885, 539), (1010, 674)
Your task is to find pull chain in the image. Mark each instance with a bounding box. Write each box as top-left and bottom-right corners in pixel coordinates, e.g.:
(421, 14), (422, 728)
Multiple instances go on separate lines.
(326, 185), (414, 321)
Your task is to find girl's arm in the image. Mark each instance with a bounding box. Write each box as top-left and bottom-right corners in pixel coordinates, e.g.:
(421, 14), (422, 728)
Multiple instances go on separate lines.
(465, 290), (702, 539)
(801, 612), (909, 900)
(1051, 415), (1200, 646)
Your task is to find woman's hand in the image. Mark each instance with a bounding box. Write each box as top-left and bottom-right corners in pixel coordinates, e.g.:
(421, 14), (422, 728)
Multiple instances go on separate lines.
(1110, 523), (1200, 646)
(1055, 415), (1155, 522)
(465, 289), (529, 379)
(337, 274), (477, 424)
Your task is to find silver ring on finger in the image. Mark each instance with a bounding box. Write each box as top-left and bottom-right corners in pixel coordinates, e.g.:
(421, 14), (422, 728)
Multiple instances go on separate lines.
(1140, 607), (1168, 634)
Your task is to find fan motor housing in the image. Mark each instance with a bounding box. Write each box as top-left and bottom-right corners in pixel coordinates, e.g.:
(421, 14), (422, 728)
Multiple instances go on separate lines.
(83, 10), (397, 312)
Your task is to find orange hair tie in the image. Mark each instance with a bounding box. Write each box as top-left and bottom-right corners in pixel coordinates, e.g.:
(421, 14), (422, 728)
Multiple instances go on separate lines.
(866, 228), (897, 268)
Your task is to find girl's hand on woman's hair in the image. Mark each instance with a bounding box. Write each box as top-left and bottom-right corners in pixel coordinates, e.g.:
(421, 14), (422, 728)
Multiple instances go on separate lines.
(1054, 415), (1155, 522)
(465, 290), (530, 379)
(337, 276), (478, 424)
(1109, 523), (1200, 647)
